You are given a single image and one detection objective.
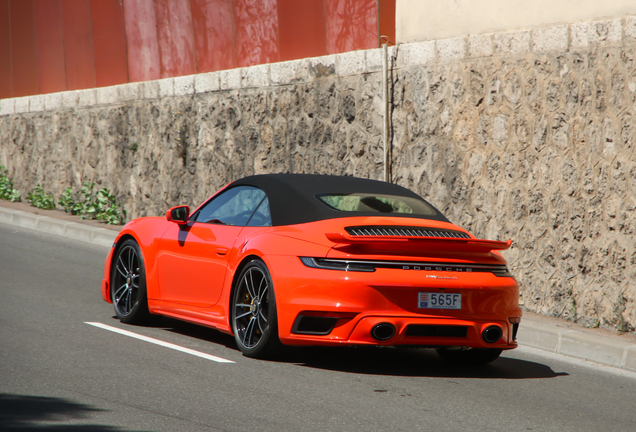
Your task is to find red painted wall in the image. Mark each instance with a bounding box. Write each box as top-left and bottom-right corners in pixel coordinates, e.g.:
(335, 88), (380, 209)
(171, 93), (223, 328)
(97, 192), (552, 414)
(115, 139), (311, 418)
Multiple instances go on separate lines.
(155, 0), (197, 78)
(123, 0), (161, 82)
(10, 0), (39, 97)
(60, 0), (96, 90)
(278, 0), (327, 61)
(378, 0), (396, 44)
(0, 0), (13, 98)
(91, 0), (129, 87)
(190, 0), (237, 72)
(326, 0), (378, 54)
(233, 0), (280, 67)
(0, 0), (395, 98)
(34, 0), (67, 94)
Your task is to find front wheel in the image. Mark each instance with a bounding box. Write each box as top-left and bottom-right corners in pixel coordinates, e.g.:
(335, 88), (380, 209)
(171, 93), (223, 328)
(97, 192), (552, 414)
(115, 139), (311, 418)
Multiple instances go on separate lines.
(231, 259), (282, 358)
(436, 347), (502, 365)
(110, 239), (153, 325)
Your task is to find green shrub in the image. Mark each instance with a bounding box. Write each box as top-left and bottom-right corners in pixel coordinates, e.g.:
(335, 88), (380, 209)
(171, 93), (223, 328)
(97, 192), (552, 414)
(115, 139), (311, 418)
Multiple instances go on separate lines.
(0, 165), (21, 202)
(58, 187), (85, 215)
(75, 183), (126, 225)
(26, 184), (55, 210)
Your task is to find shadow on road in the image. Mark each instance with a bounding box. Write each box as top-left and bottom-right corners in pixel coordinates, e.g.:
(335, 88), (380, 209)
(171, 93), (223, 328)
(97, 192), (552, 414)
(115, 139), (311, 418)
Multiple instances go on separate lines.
(123, 316), (568, 380)
(287, 346), (569, 379)
(133, 316), (240, 351)
(0, 394), (145, 432)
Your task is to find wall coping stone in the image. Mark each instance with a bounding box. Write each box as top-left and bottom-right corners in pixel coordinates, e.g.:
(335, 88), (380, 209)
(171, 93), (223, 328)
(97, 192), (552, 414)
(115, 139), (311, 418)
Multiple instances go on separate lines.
(494, 29), (531, 54)
(437, 37), (467, 62)
(0, 98), (15, 116)
(77, 89), (96, 107)
(270, 59), (308, 85)
(44, 93), (62, 111)
(468, 33), (494, 58)
(365, 47), (385, 72)
(306, 54), (336, 80)
(158, 78), (175, 98)
(336, 50), (366, 76)
(144, 81), (159, 99)
(28, 95), (44, 113)
(571, 18), (622, 48)
(14, 97), (29, 113)
(174, 75), (195, 96)
(220, 68), (241, 91)
(62, 91), (79, 109)
(242, 64), (270, 88)
(532, 25), (569, 53)
(396, 40), (435, 68)
(96, 86), (119, 105)
(119, 82), (143, 102)
(194, 72), (220, 93)
(626, 16), (636, 41)
(3, 14), (636, 116)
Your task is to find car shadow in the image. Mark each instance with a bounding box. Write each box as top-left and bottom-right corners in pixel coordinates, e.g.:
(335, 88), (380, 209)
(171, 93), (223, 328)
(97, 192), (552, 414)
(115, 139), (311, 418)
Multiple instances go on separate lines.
(146, 316), (240, 351)
(119, 316), (567, 380)
(284, 346), (569, 379)
(0, 393), (146, 431)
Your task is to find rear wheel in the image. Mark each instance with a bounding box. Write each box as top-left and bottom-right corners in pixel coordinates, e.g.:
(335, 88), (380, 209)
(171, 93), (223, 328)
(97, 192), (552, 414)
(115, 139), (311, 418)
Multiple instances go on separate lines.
(231, 259), (281, 358)
(436, 347), (502, 365)
(111, 239), (153, 325)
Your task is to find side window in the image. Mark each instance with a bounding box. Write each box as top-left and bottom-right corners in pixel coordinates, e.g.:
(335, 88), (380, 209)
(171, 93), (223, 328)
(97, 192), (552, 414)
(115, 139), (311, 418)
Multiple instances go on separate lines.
(194, 186), (266, 226)
(246, 197), (272, 227)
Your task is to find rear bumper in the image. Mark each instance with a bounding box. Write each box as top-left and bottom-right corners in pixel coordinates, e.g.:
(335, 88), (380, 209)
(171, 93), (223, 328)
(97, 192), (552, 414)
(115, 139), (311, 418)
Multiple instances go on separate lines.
(283, 315), (518, 349)
(267, 255), (522, 349)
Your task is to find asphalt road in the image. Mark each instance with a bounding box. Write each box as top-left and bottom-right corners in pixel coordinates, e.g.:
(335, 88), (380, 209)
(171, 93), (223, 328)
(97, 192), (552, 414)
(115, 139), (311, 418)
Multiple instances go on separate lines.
(1, 223), (635, 432)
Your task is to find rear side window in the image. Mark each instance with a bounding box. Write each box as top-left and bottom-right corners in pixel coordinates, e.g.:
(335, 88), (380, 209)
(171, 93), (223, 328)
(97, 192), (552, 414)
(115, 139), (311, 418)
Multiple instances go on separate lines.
(246, 196), (272, 227)
(316, 193), (437, 216)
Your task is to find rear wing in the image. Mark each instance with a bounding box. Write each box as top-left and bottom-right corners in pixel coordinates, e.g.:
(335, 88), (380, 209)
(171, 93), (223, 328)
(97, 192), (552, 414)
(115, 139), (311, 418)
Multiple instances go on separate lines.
(325, 232), (512, 254)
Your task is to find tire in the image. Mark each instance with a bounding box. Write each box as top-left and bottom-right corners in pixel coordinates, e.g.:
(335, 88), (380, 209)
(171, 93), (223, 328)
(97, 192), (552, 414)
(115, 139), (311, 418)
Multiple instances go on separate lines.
(231, 259), (282, 358)
(110, 238), (153, 325)
(436, 347), (502, 365)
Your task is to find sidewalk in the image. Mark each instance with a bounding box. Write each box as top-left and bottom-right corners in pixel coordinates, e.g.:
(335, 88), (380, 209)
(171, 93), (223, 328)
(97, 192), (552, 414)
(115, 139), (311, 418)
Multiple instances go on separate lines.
(1, 201), (635, 372)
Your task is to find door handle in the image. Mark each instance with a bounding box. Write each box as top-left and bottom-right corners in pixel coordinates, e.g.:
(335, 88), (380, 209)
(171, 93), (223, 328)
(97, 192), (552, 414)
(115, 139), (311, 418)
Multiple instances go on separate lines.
(215, 247), (228, 255)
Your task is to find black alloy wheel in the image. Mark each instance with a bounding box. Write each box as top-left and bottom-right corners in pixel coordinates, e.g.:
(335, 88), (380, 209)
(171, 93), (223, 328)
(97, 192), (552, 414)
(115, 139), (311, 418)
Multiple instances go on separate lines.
(111, 239), (153, 324)
(231, 259), (281, 358)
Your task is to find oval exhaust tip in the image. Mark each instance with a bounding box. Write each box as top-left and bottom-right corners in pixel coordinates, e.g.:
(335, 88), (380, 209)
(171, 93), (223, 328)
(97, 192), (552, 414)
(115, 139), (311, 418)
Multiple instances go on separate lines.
(482, 325), (503, 343)
(371, 323), (396, 341)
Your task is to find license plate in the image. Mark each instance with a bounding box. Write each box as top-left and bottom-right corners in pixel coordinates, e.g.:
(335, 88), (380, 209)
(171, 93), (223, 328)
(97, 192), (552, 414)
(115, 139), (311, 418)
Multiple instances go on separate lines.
(418, 292), (462, 309)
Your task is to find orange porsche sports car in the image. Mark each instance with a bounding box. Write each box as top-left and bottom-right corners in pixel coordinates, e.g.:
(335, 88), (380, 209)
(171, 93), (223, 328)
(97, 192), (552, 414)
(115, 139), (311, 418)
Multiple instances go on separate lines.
(101, 174), (521, 363)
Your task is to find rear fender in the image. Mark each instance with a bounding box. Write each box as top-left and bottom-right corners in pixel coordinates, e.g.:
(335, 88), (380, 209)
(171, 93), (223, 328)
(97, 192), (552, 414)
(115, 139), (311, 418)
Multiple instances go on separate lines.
(220, 232), (333, 336)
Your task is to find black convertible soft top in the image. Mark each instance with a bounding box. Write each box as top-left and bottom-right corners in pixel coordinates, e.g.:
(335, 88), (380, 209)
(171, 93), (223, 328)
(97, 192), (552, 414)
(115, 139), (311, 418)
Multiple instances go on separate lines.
(230, 174), (449, 226)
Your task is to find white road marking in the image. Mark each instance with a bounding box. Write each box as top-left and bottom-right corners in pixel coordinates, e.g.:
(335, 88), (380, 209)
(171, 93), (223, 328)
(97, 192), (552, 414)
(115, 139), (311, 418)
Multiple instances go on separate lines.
(85, 322), (235, 364)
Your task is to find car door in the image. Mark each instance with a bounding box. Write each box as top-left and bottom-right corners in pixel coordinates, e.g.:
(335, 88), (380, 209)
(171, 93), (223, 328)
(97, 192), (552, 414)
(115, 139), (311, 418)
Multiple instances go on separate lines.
(156, 186), (268, 308)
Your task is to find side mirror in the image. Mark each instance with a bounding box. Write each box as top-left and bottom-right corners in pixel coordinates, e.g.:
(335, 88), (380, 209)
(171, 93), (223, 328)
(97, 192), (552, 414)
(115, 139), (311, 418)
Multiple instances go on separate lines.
(166, 205), (190, 224)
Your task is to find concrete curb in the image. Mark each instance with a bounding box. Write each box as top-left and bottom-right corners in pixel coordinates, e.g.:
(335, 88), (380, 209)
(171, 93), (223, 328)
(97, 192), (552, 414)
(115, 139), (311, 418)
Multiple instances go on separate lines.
(0, 206), (118, 247)
(517, 321), (636, 372)
(1, 204), (635, 373)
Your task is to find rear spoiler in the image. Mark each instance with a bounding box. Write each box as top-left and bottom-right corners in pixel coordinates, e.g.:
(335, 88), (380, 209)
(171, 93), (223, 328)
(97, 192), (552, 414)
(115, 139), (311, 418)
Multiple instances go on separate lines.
(325, 232), (512, 253)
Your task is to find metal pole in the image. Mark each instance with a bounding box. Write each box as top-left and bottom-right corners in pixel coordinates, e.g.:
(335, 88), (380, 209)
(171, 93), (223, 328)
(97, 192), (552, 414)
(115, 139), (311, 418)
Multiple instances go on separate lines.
(382, 41), (390, 183)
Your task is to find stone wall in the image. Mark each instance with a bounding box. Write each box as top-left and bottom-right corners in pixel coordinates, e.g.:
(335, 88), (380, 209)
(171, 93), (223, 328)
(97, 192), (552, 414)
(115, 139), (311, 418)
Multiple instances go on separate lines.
(1, 17), (635, 333)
